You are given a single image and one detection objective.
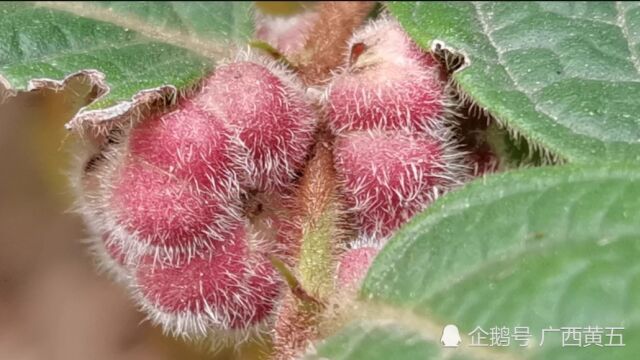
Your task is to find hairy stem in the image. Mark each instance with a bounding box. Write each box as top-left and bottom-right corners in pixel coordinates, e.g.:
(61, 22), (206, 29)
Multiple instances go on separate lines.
(294, 1), (376, 85)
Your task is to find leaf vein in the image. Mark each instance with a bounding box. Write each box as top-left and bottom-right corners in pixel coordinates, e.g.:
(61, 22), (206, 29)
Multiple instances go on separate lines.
(35, 1), (230, 59)
(615, 1), (640, 75)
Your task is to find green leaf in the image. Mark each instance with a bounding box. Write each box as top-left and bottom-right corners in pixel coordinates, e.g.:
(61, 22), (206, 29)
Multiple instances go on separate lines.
(306, 323), (444, 360)
(0, 2), (253, 108)
(312, 163), (640, 359)
(389, 2), (640, 163)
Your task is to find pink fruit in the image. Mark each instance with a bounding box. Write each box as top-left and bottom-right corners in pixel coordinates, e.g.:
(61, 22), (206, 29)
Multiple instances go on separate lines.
(134, 222), (282, 337)
(83, 56), (316, 259)
(109, 99), (242, 257)
(194, 57), (316, 192)
(337, 245), (379, 289)
(325, 17), (448, 134)
(125, 100), (238, 188)
(334, 130), (464, 239)
(112, 164), (235, 254)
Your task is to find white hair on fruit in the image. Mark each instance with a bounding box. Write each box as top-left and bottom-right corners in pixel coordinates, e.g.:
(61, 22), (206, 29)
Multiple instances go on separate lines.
(322, 14), (461, 136)
(194, 48), (318, 193)
(334, 125), (470, 240)
(343, 14), (424, 69)
(128, 220), (284, 347)
(70, 108), (246, 266)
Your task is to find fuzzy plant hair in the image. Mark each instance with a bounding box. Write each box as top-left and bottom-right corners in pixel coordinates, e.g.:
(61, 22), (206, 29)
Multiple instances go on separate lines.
(64, 8), (483, 356)
(333, 128), (468, 240)
(323, 15), (458, 135)
(131, 220), (284, 343)
(325, 16), (469, 241)
(194, 50), (318, 193)
(69, 51), (319, 345)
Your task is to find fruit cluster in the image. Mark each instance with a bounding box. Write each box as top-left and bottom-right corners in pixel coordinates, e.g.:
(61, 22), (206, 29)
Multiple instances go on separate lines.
(75, 54), (316, 340)
(328, 18), (467, 287)
(72, 15), (469, 344)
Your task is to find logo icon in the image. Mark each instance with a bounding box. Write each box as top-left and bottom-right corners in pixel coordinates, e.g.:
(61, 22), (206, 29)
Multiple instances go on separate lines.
(441, 324), (462, 347)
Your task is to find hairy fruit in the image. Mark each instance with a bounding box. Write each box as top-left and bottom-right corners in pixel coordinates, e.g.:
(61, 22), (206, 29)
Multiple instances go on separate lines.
(194, 58), (316, 192)
(334, 130), (464, 239)
(325, 17), (449, 134)
(110, 99), (242, 255)
(134, 222), (281, 337)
